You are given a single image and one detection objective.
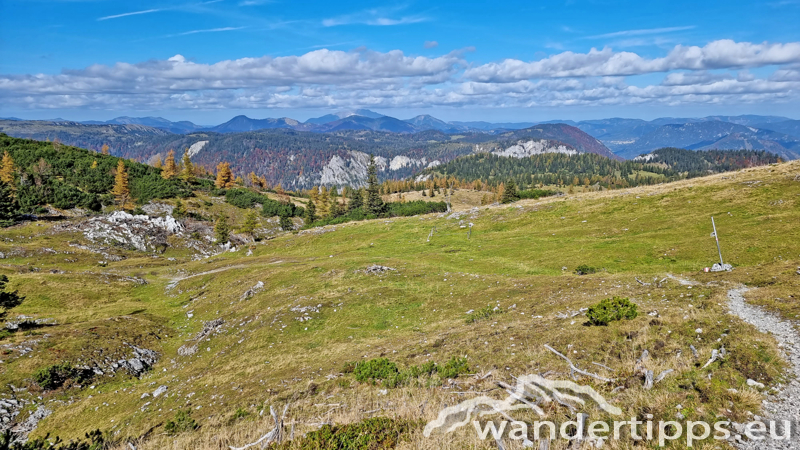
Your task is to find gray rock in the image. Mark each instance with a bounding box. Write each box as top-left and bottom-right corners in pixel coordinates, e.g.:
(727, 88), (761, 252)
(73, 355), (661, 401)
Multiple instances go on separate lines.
(153, 386), (167, 397)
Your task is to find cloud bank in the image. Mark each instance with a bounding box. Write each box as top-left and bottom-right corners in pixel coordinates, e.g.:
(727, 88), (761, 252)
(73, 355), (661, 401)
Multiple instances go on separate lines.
(2, 40), (799, 111)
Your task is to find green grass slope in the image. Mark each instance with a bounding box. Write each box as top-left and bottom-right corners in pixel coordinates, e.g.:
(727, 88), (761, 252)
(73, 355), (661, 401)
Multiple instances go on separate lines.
(0, 160), (797, 449)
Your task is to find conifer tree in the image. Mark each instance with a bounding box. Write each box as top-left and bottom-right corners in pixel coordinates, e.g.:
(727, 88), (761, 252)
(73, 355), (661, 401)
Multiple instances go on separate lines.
(0, 274), (23, 312)
(180, 152), (195, 183)
(215, 162), (234, 188)
(91, 160), (98, 169)
(348, 188), (363, 212)
(162, 150), (178, 179)
(0, 181), (18, 227)
(240, 210), (259, 237)
(173, 198), (187, 218)
(0, 151), (15, 185)
(153, 157), (163, 169)
(279, 215), (293, 231)
(500, 179), (519, 204)
(101, 144), (110, 155)
(318, 186), (329, 217)
(214, 214), (230, 244)
(365, 155), (383, 215)
(304, 199), (317, 223)
(111, 160), (132, 209)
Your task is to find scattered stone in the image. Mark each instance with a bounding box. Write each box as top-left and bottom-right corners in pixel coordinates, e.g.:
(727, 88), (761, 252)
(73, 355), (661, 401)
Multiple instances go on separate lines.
(240, 281), (264, 300)
(178, 344), (198, 356)
(361, 265), (396, 275)
(746, 379), (765, 389)
(153, 386), (168, 397)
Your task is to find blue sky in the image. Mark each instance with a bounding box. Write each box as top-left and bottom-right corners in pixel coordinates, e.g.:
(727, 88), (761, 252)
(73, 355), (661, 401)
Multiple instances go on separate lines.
(1, 0), (799, 124)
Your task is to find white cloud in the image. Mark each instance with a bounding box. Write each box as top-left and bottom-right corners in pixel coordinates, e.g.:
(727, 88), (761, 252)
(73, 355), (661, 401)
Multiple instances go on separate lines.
(586, 26), (695, 39)
(424, 41), (439, 49)
(322, 6), (429, 27)
(167, 27), (246, 37)
(97, 8), (162, 21)
(2, 41), (800, 112)
(465, 40), (800, 82)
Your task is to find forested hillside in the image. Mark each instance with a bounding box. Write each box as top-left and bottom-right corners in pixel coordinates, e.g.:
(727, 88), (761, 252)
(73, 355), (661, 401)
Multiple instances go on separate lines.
(420, 148), (781, 190)
(0, 134), (194, 213)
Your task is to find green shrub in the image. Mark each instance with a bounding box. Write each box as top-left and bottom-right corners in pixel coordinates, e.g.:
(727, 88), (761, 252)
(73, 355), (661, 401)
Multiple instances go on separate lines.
(438, 356), (470, 379)
(465, 304), (503, 324)
(574, 264), (597, 275)
(517, 189), (556, 200)
(230, 407), (250, 422)
(33, 363), (89, 390)
(271, 417), (416, 450)
(353, 358), (398, 383)
(586, 297), (639, 326)
(164, 410), (198, 435)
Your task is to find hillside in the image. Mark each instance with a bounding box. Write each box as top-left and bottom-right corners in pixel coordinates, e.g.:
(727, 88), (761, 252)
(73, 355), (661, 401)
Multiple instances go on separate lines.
(613, 121), (800, 160)
(420, 147), (779, 189)
(0, 122), (614, 190)
(0, 150), (798, 448)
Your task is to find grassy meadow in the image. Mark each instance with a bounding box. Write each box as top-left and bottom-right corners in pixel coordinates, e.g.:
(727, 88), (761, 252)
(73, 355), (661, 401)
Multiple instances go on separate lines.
(0, 161), (798, 449)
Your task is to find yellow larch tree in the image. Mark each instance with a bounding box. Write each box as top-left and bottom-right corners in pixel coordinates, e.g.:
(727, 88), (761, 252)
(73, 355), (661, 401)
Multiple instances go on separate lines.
(0, 151), (15, 185)
(215, 162), (235, 188)
(101, 144), (110, 155)
(180, 152), (195, 183)
(161, 150), (178, 179)
(111, 160), (132, 209)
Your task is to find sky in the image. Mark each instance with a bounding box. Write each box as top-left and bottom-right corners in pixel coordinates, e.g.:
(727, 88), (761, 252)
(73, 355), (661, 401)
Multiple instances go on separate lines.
(1, 0), (799, 124)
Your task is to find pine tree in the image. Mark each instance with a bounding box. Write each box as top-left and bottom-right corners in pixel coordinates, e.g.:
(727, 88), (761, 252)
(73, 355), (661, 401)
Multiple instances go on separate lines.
(365, 155), (383, 215)
(180, 152), (195, 183)
(215, 162), (234, 189)
(214, 214), (230, 244)
(0, 181), (18, 227)
(0, 151), (15, 185)
(153, 157), (163, 169)
(162, 150), (178, 179)
(101, 144), (110, 155)
(112, 160), (132, 209)
(500, 179), (519, 204)
(304, 200), (317, 223)
(240, 210), (259, 237)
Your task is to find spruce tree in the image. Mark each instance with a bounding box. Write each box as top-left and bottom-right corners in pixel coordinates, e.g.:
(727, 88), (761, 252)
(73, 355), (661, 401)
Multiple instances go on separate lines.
(305, 199), (317, 223)
(501, 179), (519, 204)
(240, 210), (258, 237)
(279, 215), (293, 231)
(0, 274), (22, 312)
(348, 188), (364, 212)
(365, 155), (383, 215)
(214, 214), (230, 244)
(0, 181), (18, 227)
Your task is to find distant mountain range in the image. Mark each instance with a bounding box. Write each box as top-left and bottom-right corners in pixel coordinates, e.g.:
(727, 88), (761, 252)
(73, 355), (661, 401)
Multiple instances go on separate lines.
(0, 118), (620, 189)
(20, 111), (792, 160)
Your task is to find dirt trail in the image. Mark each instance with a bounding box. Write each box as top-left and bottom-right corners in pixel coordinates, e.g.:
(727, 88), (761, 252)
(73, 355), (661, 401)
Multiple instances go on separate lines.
(165, 264), (249, 290)
(727, 286), (800, 449)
